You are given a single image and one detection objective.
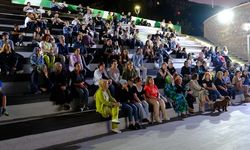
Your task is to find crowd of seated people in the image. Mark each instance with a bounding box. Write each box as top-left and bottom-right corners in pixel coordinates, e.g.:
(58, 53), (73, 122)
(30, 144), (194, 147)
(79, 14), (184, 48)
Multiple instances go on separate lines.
(2, 1), (250, 135)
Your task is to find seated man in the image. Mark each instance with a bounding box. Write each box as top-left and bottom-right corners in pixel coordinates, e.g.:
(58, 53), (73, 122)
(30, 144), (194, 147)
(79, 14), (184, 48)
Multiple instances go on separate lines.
(24, 12), (37, 30)
(23, 2), (34, 13)
(132, 48), (147, 81)
(11, 24), (24, 46)
(57, 35), (69, 66)
(93, 62), (115, 96)
(0, 81), (9, 117)
(50, 0), (60, 11)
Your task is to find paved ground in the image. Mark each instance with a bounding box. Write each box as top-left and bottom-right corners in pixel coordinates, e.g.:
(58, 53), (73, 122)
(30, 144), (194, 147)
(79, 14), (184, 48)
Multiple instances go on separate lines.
(44, 103), (250, 150)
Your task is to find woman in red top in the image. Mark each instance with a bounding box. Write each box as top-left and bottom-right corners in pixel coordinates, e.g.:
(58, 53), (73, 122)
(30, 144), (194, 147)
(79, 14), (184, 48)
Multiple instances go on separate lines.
(144, 76), (169, 123)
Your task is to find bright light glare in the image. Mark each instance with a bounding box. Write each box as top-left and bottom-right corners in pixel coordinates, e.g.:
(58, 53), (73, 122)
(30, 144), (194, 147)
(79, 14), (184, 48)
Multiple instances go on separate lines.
(135, 5), (141, 10)
(243, 23), (250, 31)
(217, 9), (234, 24)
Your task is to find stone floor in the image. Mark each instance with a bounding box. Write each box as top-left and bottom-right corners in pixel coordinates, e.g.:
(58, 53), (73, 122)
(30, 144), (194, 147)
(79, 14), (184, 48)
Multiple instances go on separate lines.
(44, 103), (250, 150)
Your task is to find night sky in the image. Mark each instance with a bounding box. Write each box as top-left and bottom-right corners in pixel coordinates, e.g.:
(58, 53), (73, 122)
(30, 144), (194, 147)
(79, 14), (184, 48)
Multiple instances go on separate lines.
(190, 0), (249, 7)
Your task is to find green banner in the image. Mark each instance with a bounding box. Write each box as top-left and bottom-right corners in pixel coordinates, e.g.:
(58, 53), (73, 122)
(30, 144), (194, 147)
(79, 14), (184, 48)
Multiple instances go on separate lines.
(174, 25), (181, 33)
(154, 21), (161, 28)
(11, 0), (181, 33)
(40, 0), (50, 8)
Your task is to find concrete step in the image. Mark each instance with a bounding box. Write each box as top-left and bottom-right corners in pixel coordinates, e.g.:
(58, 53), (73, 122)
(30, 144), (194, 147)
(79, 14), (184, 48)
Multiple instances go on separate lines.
(0, 102), (216, 150)
(0, 97), (95, 122)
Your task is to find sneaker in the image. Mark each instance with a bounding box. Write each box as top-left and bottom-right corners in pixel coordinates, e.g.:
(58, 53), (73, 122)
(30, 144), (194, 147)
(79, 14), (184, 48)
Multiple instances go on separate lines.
(111, 119), (120, 124)
(142, 118), (150, 123)
(163, 117), (170, 121)
(63, 104), (71, 111)
(111, 128), (122, 134)
(82, 106), (89, 111)
(155, 117), (162, 123)
(181, 113), (187, 118)
(128, 124), (137, 130)
(80, 107), (84, 112)
(135, 123), (142, 129)
(2, 108), (9, 116)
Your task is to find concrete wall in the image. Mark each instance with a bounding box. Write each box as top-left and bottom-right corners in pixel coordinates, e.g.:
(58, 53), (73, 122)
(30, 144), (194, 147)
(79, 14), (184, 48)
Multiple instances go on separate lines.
(204, 3), (250, 61)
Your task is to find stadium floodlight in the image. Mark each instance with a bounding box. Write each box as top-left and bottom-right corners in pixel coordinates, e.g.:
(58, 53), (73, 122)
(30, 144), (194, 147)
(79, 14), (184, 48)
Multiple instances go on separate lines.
(134, 5), (141, 16)
(217, 9), (234, 24)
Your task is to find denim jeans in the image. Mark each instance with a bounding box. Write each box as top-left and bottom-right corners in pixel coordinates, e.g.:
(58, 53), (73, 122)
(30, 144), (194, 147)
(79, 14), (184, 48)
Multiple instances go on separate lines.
(121, 103), (139, 122)
(208, 90), (221, 101)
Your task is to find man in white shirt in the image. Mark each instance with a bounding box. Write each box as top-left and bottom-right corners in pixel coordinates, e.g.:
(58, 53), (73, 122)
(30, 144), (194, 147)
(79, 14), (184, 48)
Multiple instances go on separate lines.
(93, 62), (115, 96)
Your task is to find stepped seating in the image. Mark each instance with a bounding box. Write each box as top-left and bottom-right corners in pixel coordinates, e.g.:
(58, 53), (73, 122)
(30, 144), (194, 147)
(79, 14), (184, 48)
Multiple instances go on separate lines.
(0, 1), (216, 147)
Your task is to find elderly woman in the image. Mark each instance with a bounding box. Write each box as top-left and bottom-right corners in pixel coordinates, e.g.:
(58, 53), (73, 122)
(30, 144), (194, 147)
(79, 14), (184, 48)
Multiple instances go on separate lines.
(70, 62), (89, 111)
(50, 62), (71, 111)
(144, 76), (169, 123)
(164, 74), (188, 116)
(174, 76), (195, 115)
(95, 79), (121, 133)
(189, 73), (211, 112)
(39, 34), (56, 69)
(202, 72), (224, 101)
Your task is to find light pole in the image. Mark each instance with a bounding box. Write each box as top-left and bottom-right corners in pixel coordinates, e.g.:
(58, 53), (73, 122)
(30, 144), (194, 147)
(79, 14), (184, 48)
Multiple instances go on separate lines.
(134, 5), (141, 17)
